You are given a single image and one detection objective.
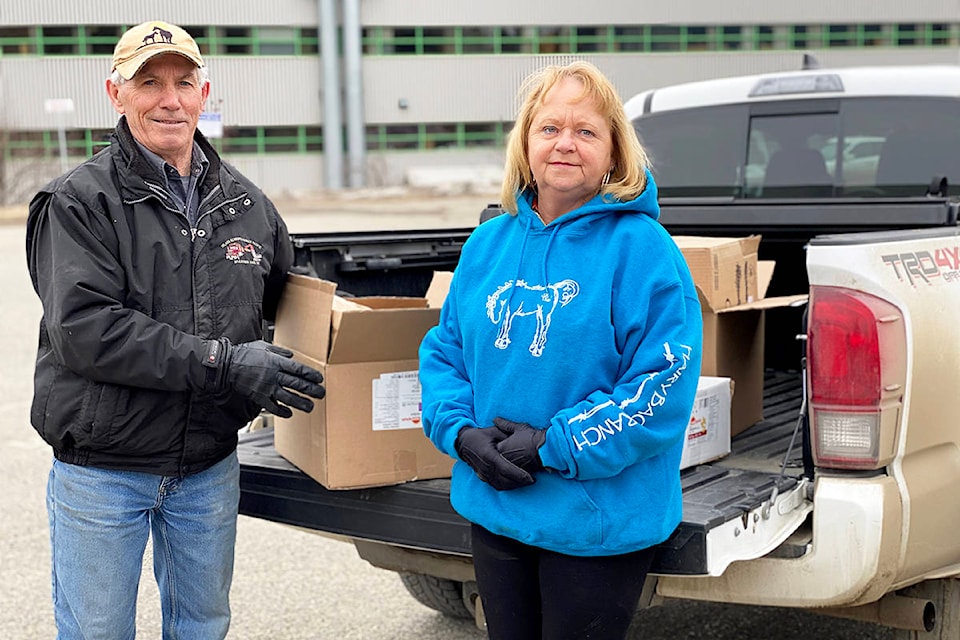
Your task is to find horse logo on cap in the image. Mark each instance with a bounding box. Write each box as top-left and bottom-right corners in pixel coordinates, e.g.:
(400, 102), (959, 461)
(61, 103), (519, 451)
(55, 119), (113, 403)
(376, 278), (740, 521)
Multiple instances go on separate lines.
(141, 25), (174, 47)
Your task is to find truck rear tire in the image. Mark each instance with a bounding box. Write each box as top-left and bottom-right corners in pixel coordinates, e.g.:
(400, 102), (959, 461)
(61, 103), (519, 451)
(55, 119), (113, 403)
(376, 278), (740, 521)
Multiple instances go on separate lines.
(399, 572), (476, 620)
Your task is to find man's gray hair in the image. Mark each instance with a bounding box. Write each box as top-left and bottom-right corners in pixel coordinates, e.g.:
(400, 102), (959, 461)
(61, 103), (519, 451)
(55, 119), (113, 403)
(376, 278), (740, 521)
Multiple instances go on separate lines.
(109, 64), (209, 86)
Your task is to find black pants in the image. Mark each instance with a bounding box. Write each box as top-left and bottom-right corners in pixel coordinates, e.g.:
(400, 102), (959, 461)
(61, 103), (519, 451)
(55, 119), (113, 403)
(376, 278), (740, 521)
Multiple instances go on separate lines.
(470, 524), (655, 640)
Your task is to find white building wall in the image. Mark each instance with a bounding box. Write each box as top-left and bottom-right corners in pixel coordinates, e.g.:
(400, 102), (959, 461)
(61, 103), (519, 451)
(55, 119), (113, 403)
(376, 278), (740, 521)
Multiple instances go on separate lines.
(6, 0), (959, 28)
(0, 57), (323, 129)
(7, 48), (960, 131)
(225, 153), (325, 197)
(3, 0), (960, 200)
(0, 1), (319, 26)
(358, 0), (960, 25)
(359, 48), (960, 125)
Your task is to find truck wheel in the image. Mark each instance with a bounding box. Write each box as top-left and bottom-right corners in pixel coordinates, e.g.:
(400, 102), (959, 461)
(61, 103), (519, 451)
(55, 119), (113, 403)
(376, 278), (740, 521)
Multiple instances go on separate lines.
(398, 572), (475, 620)
(891, 578), (960, 639)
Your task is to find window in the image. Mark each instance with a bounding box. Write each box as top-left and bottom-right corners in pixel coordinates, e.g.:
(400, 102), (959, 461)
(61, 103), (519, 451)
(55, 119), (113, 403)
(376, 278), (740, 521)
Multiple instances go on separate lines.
(930, 23), (952, 46)
(86, 25), (122, 54)
(633, 104), (746, 197)
(41, 26), (77, 54)
(747, 112), (838, 197)
(575, 26), (606, 53)
(299, 28), (319, 55)
(499, 26), (528, 53)
(896, 23), (918, 46)
(1, 21), (959, 58)
(791, 25), (808, 49)
(827, 24), (855, 47)
(840, 97), (960, 196)
(614, 26), (646, 52)
(464, 122), (507, 147)
(462, 27), (495, 54)
(257, 27), (298, 55)
(222, 127), (260, 153)
(537, 27), (572, 54)
(0, 26), (34, 54)
(862, 24), (886, 46)
(263, 127), (301, 152)
(634, 97), (960, 199)
(650, 26), (681, 52)
(721, 25), (742, 50)
(756, 25), (776, 50)
(389, 28), (418, 54)
(220, 27), (253, 54)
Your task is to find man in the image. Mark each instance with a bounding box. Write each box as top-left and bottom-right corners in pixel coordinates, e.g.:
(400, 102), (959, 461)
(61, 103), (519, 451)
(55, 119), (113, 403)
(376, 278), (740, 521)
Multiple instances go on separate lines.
(25, 21), (325, 639)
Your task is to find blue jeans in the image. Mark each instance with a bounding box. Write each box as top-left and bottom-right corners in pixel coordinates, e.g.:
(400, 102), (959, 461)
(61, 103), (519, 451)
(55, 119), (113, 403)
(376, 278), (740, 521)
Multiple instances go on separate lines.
(46, 452), (240, 640)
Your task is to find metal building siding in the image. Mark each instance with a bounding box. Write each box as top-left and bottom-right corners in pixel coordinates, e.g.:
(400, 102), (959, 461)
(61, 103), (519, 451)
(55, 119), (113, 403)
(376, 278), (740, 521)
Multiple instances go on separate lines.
(0, 58), (115, 129)
(359, 48), (960, 124)
(0, 57), (322, 130)
(10, 0), (957, 27)
(224, 154), (324, 196)
(358, 0), (960, 26)
(205, 58), (322, 126)
(0, 0), (318, 26)
(6, 48), (959, 131)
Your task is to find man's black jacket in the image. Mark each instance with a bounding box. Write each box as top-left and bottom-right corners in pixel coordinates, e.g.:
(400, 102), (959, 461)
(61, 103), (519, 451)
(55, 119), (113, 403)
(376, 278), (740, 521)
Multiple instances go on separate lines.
(25, 117), (294, 476)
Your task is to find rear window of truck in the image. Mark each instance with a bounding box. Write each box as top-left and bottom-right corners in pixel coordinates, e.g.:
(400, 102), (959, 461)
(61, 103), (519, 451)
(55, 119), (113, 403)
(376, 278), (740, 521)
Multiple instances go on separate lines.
(633, 97), (960, 199)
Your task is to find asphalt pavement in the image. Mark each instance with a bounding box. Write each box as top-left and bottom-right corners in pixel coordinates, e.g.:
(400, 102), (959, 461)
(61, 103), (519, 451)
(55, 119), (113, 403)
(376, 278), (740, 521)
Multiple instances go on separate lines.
(0, 189), (896, 638)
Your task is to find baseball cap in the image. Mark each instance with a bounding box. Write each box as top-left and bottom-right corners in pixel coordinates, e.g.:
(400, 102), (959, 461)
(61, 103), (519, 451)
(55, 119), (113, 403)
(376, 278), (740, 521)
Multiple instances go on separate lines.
(112, 21), (204, 80)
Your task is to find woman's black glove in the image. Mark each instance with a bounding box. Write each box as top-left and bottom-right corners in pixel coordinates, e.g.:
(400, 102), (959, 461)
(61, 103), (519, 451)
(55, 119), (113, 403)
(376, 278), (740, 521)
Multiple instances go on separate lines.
(209, 338), (326, 418)
(493, 418), (547, 474)
(454, 426), (534, 491)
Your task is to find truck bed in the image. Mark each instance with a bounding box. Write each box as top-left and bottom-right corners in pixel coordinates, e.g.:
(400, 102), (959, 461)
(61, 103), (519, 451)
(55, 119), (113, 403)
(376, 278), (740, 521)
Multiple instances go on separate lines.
(238, 370), (806, 575)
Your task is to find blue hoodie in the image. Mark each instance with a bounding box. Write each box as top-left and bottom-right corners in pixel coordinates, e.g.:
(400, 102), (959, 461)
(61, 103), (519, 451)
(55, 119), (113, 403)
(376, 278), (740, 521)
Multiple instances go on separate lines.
(419, 173), (703, 556)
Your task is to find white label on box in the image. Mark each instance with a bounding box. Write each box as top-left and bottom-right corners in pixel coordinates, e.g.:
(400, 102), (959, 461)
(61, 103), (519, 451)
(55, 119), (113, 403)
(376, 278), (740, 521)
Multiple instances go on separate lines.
(372, 371), (423, 431)
(688, 394), (721, 446)
(680, 376), (732, 470)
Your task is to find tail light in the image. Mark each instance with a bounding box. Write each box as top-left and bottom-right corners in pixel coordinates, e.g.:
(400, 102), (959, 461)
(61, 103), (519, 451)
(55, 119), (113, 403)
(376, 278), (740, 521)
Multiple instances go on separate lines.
(806, 286), (906, 470)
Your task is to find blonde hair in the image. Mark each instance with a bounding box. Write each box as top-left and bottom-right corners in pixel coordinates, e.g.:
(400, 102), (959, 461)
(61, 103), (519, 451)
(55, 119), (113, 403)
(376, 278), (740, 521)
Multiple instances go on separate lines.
(499, 60), (649, 213)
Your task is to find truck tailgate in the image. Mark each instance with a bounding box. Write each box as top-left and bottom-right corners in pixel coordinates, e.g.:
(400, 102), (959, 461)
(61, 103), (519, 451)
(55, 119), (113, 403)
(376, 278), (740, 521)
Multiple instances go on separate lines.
(238, 371), (810, 576)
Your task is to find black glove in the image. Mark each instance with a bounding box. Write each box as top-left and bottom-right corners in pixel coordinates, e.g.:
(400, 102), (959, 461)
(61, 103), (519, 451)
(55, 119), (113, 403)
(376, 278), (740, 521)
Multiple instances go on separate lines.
(454, 426), (534, 491)
(214, 339), (325, 418)
(493, 418), (547, 474)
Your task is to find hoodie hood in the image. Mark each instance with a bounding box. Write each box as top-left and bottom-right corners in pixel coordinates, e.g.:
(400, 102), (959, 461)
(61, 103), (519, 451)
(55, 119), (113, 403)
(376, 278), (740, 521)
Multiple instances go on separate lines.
(516, 168), (661, 230)
(511, 168), (661, 286)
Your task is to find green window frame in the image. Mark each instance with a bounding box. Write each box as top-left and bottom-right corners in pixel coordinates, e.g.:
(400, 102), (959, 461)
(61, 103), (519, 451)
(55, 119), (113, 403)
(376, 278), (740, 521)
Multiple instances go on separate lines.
(1, 21), (959, 58)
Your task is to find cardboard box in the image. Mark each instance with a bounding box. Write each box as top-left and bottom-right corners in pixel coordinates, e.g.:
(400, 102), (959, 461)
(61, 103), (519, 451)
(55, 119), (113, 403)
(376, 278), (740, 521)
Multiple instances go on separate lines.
(674, 235), (761, 310)
(271, 274), (453, 489)
(675, 237), (806, 434)
(680, 376), (733, 470)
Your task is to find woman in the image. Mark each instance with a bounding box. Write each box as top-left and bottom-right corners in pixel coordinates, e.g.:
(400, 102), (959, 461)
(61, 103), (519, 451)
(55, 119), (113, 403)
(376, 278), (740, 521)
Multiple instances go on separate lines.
(419, 61), (703, 639)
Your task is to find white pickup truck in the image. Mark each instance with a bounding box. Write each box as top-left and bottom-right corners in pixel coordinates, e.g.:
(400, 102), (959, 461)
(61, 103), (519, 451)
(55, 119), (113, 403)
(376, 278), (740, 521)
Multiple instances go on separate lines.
(239, 65), (960, 638)
(658, 227), (960, 637)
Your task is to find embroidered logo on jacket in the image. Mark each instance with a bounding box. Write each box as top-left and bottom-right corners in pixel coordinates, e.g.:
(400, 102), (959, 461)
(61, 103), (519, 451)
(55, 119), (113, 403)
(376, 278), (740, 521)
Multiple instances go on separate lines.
(485, 278), (580, 357)
(222, 237), (263, 265)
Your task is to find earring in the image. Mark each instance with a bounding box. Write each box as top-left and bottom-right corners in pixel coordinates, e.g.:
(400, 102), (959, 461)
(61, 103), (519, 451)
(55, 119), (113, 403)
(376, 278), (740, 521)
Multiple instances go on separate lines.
(601, 170), (611, 188)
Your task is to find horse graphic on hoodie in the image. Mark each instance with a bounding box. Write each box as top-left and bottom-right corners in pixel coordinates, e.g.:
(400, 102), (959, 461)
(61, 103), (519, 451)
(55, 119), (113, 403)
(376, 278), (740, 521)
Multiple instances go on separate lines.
(486, 278), (580, 357)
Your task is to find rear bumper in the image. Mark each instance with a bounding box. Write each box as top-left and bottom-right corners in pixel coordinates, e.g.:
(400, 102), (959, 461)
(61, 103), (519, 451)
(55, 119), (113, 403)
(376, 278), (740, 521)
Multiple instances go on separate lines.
(657, 475), (902, 607)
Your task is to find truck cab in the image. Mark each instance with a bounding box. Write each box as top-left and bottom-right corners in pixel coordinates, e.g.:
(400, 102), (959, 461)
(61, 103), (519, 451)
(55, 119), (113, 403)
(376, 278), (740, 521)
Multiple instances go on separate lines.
(625, 64), (960, 202)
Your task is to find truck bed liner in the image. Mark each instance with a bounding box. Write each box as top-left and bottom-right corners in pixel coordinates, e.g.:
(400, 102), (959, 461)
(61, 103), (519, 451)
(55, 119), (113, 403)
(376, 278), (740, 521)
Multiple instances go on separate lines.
(238, 370), (805, 575)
